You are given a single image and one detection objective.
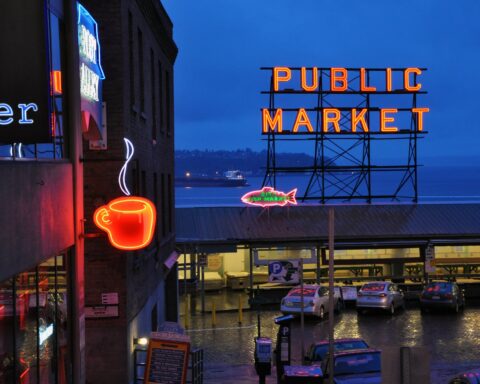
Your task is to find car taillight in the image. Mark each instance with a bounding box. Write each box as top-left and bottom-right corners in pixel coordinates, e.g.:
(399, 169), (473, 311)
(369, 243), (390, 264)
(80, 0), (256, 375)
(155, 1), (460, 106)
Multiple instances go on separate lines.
(379, 293), (387, 297)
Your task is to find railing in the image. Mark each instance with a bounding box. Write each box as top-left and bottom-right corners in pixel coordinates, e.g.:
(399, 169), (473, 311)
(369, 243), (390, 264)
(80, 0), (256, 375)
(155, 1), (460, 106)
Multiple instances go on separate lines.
(134, 347), (204, 384)
(188, 348), (204, 384)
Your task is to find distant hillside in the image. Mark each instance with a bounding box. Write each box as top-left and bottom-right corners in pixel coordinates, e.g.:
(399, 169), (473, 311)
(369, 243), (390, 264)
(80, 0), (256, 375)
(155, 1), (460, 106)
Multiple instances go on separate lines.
(175, 149), (328, 177)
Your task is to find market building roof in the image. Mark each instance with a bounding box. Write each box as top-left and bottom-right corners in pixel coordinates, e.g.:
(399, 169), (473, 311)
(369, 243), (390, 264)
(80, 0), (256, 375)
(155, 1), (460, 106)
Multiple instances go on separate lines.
(176, 203), (480, 247)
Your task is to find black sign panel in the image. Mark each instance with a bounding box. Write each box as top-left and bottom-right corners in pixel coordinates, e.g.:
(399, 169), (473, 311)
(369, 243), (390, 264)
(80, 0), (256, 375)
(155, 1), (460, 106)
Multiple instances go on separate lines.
(0, 0), (51, 143)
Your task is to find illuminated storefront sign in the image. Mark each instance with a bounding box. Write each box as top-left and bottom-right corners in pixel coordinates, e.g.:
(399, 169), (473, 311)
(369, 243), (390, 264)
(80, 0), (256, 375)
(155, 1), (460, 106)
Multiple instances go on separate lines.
(78, 3), (105, 140)
(262, 67), (429, 134)
(94, 139), (157, 250)
(0, 1), (52, 143)
(94, 196), (156, 250)
(241, 187), (297, 207)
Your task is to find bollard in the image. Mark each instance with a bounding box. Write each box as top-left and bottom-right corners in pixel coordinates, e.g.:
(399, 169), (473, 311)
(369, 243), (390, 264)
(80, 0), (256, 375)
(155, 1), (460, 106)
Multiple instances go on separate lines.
(238, 295), (243, 324)
(184, 294), (190, 329)
(212, 301), (216, 327)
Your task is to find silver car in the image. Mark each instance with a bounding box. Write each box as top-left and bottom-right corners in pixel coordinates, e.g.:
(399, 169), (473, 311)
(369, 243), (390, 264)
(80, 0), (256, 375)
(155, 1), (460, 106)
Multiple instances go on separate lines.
(281, 284), (334, 319)
(356, 282), (405, 314)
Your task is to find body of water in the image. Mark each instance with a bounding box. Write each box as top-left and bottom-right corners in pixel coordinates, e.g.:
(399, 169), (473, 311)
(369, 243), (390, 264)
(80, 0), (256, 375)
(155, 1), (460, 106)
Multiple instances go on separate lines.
(175, 166), (480, 207)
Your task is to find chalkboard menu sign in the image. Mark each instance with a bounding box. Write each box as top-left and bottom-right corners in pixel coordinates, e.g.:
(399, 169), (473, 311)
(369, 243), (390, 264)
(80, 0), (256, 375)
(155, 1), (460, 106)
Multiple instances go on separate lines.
(144, 339), (190, 384)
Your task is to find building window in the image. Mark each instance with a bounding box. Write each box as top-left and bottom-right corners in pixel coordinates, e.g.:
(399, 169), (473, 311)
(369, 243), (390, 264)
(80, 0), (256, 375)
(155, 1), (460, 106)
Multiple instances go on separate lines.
(161, 173), (166, 238)
(0, 253), (71, 384)
(141, 170), (146, 197)
(137, 28), (145, 113)
(151, 304), (158, 332)
(168, 174), (172, 233)
(128, 11), (135, 109)
(158, 61), (164, 134)
(166, 70), (171, 136)
(150, 49), (157, 141)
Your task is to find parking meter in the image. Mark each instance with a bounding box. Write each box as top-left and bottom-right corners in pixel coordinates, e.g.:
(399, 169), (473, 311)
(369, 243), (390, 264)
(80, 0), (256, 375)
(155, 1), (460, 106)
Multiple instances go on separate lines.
(274, 314), (295, 384)
(254, 337), (272, 383)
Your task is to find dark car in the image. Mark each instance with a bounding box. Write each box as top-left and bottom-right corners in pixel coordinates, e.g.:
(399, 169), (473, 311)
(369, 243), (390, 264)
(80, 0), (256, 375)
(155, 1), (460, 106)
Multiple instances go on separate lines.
(321, 348), (381, 384)
(448, 368), (480, 384)
(305, 338), (369, 364)
(420, 281), (465, 313)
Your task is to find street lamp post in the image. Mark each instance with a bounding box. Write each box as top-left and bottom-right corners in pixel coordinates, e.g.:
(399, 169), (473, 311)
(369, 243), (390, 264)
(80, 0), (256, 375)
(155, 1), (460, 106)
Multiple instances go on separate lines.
(328, 207), (335, 384)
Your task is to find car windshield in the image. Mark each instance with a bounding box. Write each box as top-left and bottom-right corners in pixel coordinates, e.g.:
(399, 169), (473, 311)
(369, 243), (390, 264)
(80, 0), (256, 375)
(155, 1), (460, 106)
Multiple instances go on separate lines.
(313, 341), (369, 362)
(288, 288), (316, 297)
(426, 283), (452, 293)
(361, 283), (386, 292)
(334, 352), (381, 376)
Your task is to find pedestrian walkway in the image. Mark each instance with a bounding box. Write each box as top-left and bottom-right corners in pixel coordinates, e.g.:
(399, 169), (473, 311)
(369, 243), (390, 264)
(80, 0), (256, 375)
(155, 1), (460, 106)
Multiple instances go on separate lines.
(204, 364), (277, 384)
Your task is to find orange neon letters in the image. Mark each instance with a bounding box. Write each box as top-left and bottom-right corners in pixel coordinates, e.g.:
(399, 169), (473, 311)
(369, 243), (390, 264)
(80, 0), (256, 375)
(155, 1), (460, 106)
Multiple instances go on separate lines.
(330, 68), (348, 92)
(351, 109), (369, 132)
(404, 68), (422, 91)
(301, 67), (318, 92)
(323, 109), (341, 132)
(262, 108), (283, 133)
(273, 67), (291, 91)
(380, 109), (398, 132)
(386, 68), (392, 92)
(360, 68), (376, 92)
(94, 196), (156, 250)
(412, 107), (430, 131)
(293, 108), (314, 133)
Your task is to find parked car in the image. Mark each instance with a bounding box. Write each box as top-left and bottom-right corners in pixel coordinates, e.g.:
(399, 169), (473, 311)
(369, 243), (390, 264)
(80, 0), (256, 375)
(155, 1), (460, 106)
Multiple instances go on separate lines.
(321, 348), (381, 384)
(334, 286), (345, 313)
(448, 368), (480, 384)
(305, 338), (369, 364)
(420, 281), (465, 313)
(356, 281), (405, 314)
(281, 285), (340, 320)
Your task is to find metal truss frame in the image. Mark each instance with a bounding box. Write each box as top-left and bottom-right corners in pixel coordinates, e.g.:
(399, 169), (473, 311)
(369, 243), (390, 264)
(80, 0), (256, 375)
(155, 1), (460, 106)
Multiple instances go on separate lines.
(261, 67), (428, 203)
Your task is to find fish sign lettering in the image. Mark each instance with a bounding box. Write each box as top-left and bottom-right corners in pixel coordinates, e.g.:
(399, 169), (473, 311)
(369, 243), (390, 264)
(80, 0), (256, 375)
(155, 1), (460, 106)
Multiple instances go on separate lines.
(241, 187), (297, 208)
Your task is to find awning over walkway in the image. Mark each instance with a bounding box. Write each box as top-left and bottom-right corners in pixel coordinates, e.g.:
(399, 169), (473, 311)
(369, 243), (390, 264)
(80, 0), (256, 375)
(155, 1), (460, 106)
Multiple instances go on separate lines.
(176, 203), (480, 247)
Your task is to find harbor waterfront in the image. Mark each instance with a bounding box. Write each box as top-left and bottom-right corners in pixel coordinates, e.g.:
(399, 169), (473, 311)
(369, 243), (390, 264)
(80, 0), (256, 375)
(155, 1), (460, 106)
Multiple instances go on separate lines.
(176, 165), (480, 207)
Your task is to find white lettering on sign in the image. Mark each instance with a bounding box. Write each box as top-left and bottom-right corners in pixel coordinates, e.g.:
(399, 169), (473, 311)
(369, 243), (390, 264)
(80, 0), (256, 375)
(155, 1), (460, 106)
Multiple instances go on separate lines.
(80, 63), (100, 101)
(0, 103), (38, 125)
(79, 24), (97, 64)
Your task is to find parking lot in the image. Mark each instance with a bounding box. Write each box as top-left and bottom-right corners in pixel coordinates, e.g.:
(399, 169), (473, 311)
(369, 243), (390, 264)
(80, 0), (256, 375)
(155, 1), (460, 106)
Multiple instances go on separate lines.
(183, 304), (480, 383)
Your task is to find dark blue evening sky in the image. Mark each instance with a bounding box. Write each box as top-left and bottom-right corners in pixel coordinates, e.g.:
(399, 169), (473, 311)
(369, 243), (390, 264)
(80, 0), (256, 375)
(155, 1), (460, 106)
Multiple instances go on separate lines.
(163, 0), (480, 165)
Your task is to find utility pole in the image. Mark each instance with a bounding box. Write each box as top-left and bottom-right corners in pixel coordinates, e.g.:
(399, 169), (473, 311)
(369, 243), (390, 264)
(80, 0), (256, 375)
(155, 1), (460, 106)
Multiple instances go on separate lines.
(328, 207), (335, 384)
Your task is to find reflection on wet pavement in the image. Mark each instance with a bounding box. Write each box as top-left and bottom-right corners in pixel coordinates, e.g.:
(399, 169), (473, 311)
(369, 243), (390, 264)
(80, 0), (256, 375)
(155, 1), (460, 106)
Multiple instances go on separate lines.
(183, 307), (480, 382)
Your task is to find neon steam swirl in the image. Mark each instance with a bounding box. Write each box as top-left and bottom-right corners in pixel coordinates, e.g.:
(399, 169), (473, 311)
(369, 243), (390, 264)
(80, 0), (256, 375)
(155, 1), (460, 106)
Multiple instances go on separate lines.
(118, 138), (134, 196)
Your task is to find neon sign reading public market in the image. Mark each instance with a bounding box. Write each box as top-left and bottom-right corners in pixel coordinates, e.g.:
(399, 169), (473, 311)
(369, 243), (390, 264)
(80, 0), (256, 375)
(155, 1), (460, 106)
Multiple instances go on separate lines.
(262, 67), (429, 134)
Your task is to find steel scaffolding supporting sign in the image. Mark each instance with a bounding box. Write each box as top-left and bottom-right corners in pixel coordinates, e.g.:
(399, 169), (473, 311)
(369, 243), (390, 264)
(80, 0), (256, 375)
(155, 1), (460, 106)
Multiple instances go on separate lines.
(260, 67), (429, 203)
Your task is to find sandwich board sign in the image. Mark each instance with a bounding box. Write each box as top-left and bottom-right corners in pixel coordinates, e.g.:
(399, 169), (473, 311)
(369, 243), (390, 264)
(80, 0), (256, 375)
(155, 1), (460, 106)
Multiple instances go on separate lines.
(144, 324), (190, 384)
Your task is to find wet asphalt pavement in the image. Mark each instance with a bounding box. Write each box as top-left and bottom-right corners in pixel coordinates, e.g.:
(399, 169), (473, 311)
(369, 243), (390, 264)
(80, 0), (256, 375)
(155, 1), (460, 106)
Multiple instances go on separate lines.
(182, 305), (480, 383)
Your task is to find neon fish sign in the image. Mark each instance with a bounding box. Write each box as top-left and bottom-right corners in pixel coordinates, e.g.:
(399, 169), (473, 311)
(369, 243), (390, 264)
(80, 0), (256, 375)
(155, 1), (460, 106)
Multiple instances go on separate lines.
(241, 187), (297, 207)
(94, 139), (156, 250)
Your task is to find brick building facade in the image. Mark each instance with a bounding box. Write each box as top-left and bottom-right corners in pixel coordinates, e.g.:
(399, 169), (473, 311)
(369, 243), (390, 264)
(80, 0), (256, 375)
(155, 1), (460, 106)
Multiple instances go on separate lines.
(80, 1), (177, 382)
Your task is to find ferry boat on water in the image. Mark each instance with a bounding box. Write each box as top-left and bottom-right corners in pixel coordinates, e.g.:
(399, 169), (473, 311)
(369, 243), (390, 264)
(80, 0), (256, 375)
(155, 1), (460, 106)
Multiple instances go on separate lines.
(175, 170), (249, 187)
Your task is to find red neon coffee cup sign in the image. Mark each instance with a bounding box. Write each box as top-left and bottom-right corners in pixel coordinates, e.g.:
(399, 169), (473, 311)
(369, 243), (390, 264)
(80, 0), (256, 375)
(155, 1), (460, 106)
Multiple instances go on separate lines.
(93, 139), (157, 250)
(94, 196), (156, 250)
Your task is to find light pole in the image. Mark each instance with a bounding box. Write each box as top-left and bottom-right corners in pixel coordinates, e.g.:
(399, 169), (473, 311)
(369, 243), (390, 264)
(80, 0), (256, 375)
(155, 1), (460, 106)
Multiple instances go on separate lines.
(328, 207), (335, 384)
